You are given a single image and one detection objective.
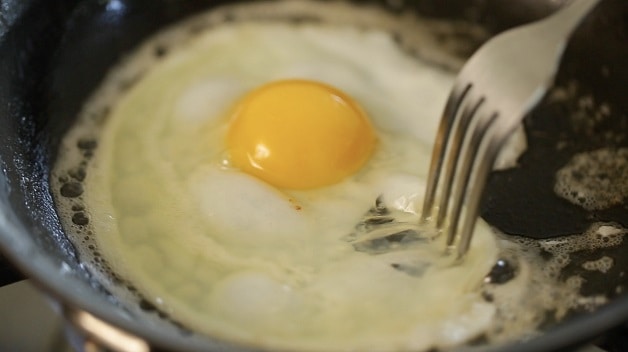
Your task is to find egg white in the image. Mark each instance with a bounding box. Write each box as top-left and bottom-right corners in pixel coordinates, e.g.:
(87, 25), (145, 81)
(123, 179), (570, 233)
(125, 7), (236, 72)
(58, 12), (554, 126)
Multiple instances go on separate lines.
(76, 22), (500, 352)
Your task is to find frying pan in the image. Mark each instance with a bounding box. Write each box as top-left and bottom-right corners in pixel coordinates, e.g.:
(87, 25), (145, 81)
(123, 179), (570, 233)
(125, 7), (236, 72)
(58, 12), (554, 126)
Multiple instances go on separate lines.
(1, 0), (628, 351)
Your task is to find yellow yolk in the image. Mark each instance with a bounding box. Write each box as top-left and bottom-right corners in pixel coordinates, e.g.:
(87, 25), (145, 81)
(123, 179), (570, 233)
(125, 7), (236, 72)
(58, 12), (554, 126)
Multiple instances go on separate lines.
(227, 79), (377, 189)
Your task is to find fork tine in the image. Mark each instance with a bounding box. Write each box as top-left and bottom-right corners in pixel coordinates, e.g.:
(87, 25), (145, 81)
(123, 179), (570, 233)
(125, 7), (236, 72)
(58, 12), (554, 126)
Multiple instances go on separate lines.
(456, 132), (503, 258)
(456, 110), (530, 257)
(421, 83), (472, 223)
(435, 90), (483, 229)
(445, 106), (497, 248)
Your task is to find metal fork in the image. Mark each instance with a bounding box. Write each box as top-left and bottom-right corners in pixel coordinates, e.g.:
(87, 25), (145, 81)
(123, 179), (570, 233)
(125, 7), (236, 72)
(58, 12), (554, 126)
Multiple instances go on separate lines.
(420, 0), (601, 259)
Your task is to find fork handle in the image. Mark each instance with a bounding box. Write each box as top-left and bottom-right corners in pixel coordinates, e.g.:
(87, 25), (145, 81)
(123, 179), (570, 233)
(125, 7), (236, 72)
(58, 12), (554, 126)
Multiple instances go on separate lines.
(541, 0), (601, 38)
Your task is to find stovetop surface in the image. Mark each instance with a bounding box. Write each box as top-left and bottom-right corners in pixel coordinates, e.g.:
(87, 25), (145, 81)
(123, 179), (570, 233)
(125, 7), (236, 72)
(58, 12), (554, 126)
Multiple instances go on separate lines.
(0, 281), (69, 351)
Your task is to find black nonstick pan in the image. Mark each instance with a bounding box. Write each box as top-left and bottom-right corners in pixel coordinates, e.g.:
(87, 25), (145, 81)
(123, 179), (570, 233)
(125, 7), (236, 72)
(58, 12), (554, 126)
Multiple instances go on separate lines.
(1, 0), (628, 351)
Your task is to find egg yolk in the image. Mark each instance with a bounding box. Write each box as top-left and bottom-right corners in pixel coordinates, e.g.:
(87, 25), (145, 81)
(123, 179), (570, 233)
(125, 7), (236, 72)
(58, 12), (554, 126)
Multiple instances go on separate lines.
(227, 79), (377, 189)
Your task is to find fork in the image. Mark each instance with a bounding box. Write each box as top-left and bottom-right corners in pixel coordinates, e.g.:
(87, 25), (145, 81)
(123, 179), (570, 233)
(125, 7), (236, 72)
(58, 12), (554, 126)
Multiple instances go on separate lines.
(420, 0), (601, 259)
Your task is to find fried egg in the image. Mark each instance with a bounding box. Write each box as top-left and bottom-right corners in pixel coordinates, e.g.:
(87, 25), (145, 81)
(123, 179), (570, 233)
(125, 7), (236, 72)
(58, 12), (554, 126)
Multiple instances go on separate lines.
(53, 14), (505, 352)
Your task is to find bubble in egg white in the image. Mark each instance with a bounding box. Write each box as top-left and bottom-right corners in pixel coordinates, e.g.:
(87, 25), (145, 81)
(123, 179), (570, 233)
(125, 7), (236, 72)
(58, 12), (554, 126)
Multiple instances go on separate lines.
(209, 271), (301, 326)
(175, 78), (245, 124)
(189, 166), (311, 245)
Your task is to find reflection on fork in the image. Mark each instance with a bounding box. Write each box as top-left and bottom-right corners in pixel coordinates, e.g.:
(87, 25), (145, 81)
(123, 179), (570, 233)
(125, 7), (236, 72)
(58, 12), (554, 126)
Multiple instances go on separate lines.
(420, 0), (602, 259)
